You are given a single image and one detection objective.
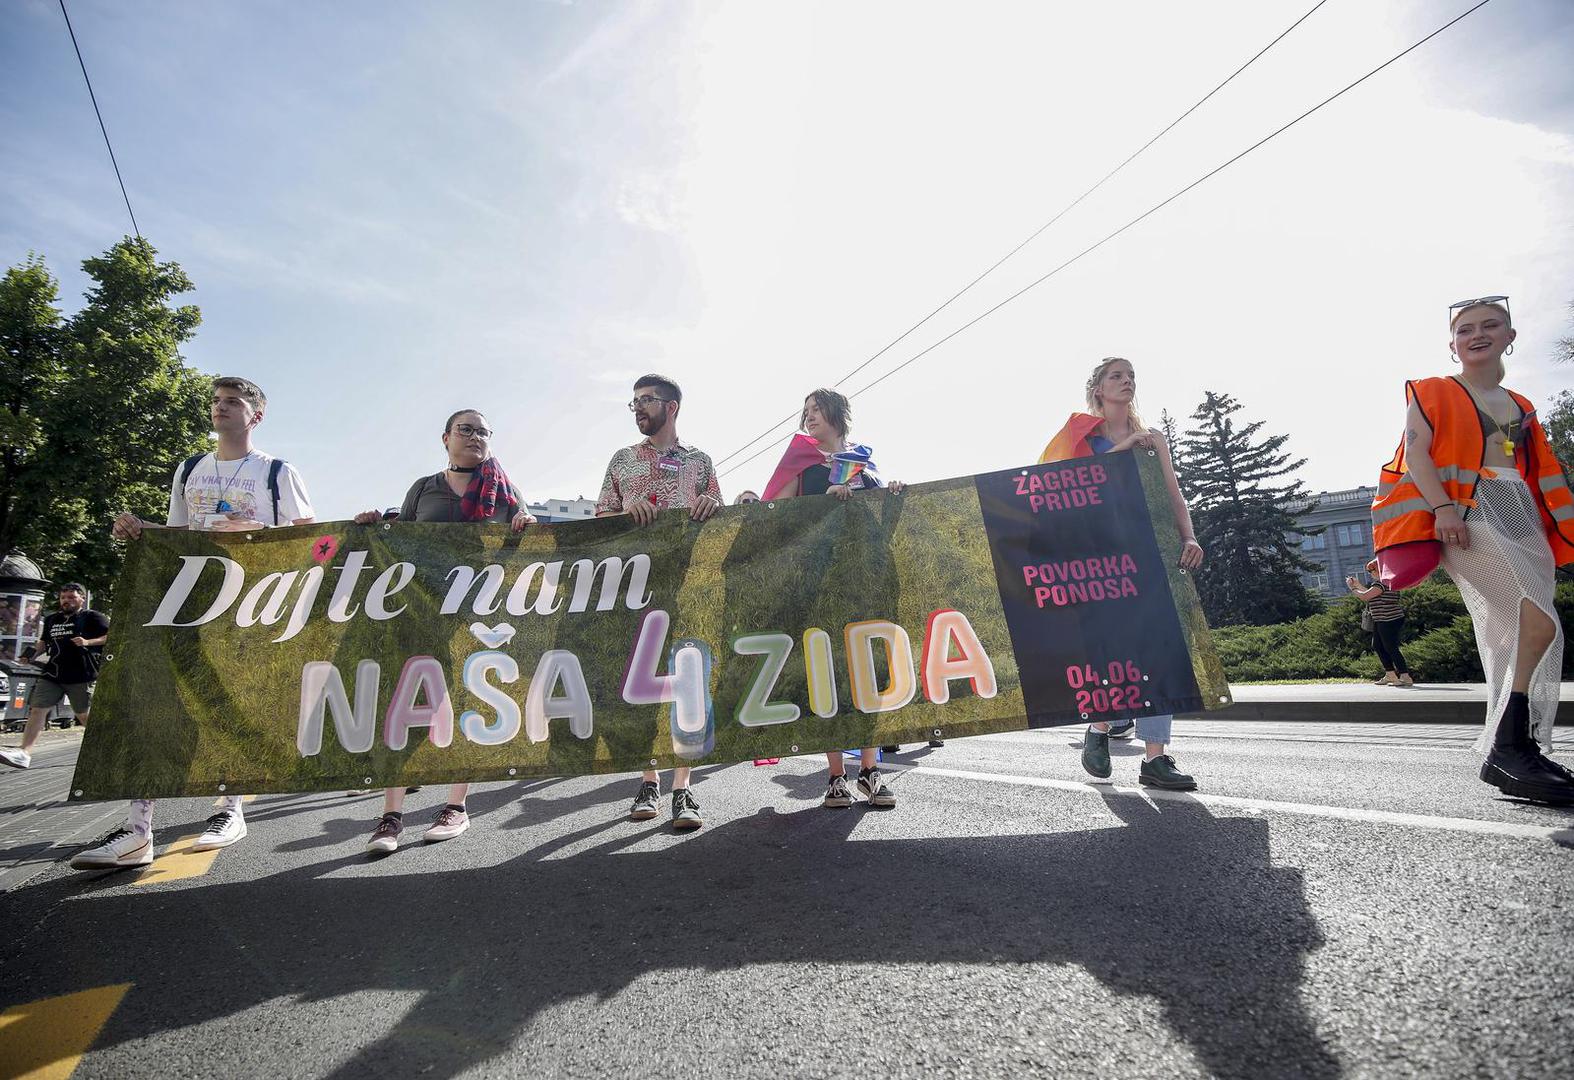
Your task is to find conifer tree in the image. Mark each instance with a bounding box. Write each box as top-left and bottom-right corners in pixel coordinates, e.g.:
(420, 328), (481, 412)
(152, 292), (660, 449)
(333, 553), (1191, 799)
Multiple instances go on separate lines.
(1180, 391), (1321, 625)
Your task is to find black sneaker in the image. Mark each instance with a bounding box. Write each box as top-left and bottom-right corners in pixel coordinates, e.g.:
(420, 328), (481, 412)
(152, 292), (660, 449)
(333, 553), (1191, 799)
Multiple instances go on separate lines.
(1139, 755), (1197, 791)
(1106, 720), (1136, 740)
(857, 767), (896, 807)
(1081, 728), (1111, 779)
(629, 780), (661, 820)
(823, 774), (853, 808)
(671, 788), (703, 830)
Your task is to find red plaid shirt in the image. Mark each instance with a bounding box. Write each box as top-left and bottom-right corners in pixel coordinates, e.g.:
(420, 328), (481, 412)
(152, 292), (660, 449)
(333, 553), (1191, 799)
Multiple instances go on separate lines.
(596, 440), (721, 514)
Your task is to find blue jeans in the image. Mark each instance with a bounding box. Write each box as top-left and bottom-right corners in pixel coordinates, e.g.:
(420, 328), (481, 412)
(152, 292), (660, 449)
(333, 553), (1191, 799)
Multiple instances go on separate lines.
(1098, 714), (1173, 744)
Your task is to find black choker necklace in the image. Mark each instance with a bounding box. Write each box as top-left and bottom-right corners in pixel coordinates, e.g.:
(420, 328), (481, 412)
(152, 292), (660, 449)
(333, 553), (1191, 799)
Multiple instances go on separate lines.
(447, 464), (478, 473)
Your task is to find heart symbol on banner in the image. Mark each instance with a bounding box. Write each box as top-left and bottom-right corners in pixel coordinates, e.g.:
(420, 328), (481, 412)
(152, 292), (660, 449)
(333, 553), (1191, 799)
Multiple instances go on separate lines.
(469, 622), (516, 648)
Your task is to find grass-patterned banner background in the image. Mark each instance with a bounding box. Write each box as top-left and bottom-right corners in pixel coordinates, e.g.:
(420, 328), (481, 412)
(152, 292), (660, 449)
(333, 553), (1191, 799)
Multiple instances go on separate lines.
(71, 451), (1228, 800)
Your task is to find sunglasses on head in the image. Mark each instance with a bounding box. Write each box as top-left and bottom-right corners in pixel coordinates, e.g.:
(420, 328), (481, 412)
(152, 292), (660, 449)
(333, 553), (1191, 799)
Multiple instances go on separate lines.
(1448, 295), (1510, 324)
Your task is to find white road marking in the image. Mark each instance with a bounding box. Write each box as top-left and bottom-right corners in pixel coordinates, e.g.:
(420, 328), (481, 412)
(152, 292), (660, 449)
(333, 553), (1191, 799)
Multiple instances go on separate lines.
(891, 764), (1574, 848)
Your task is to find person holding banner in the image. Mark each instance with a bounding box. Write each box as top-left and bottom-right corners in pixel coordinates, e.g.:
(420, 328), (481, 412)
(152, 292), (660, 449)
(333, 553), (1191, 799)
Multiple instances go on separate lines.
(352, 408), (535, 854)
(597, 375), (722, 830)
(73, 376), (315, 870)
(1371, 297), (1573, 805)
(764, 388), (905, 809)
(1039, 358), (1203, 791)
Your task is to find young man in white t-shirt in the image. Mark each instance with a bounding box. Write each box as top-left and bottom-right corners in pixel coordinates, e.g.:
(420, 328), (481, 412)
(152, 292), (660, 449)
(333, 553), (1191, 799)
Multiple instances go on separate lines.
(71, 376), (314, 870)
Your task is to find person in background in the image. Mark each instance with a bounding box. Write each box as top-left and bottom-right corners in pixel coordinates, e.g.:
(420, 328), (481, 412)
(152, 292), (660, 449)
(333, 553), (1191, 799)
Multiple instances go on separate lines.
(1347, 559), (1412, 687)
(1038, 357), (1204, 791)
(0, 584), (109, 770)
(352, 408), (534, 855)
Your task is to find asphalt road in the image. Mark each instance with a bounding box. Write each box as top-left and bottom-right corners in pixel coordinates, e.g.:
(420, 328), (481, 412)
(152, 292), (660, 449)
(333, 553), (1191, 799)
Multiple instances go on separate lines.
(1, 720), (1571, 1080)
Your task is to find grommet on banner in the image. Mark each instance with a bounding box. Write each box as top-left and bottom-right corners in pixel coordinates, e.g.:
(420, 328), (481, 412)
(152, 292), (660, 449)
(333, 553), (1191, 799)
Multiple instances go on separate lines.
(1144, 700), (1151, 707)
(790, 745), (799, 753)
(1080, 712), (1089, 720)
(383, 523), (391, 531)
(767, 502), (776, 509)
(245, 533), (254, 541)
(218, 783), (227, 792)
(933, 729), (942, 737)
(74, 789), (83, 798)
(1219, 695), (1230, 703)
(507, 768), (517, 776)
(649, 759), (657, 767)
(363, 777), (372, 785)
(104, 653), (113, 662)
(1101, 679), (1109, 686)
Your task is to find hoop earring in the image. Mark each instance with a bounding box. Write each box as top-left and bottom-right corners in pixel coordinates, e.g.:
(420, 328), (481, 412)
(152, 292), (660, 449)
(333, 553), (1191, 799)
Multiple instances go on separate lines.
(1504, 343), (1514, 356)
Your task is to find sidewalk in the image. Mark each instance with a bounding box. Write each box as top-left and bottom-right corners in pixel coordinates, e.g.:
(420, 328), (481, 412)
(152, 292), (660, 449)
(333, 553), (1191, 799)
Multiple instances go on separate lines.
(1192, 682), (1574, 724)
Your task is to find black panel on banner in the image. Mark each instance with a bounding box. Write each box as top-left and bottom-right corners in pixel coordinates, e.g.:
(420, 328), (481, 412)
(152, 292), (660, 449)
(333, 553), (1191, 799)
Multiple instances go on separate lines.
(974, 452), (1202, 727)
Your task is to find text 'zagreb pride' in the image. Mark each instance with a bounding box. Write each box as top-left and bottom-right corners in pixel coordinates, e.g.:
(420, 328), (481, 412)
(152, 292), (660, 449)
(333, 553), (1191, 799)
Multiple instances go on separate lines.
(70, 451), (1228, 799)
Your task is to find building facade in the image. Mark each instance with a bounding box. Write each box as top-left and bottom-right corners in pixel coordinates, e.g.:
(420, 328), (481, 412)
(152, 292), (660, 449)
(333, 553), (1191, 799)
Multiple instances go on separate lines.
(1287, 485), (1378, 598)
(525, 496), (597, 523)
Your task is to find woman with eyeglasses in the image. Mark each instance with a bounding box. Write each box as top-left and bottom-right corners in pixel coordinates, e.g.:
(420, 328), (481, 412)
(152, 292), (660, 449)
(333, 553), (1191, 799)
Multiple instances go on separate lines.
(1037, 357), (1204, 791)
(1371, 297), (1574, 805)
(352, 408), (535, 853)
(763, 388), (905, 809)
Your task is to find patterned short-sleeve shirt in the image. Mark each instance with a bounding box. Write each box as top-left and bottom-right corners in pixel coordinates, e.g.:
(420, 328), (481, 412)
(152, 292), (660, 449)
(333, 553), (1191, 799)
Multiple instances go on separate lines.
(596, 440), (721, 514)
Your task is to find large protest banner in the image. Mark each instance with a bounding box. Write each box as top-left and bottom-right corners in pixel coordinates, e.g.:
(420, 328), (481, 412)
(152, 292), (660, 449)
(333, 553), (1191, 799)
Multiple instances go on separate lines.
(70, 451), (1229, 799)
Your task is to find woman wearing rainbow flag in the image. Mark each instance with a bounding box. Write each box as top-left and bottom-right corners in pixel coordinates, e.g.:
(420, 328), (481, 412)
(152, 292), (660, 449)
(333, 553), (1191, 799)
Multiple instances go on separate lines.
(1039, 357), (1203, 791)
(764, 388), (904, 809)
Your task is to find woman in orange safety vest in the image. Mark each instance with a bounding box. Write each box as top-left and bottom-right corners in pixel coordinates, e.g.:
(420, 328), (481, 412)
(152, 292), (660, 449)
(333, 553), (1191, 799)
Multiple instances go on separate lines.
(1370, 297), (1574, 805)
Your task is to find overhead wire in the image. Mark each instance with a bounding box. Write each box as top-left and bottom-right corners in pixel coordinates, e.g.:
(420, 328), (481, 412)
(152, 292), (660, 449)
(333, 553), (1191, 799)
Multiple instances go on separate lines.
(712, 0), (1333, 473)
(719, 0), (1493, 481)
(57, 0), (141, 239)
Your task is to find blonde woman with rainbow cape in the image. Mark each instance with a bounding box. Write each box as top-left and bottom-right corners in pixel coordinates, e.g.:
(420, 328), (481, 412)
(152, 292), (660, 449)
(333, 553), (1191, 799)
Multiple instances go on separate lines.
(1038, 357), (1203, 790)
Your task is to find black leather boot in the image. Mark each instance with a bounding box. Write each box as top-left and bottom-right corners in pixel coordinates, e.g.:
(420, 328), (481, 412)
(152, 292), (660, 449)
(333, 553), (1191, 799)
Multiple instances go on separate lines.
(1480, 693), (1574, 806)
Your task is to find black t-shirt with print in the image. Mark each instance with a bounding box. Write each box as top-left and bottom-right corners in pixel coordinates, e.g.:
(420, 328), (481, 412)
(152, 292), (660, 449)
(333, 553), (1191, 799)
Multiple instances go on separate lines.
(38, 609), (111, 683)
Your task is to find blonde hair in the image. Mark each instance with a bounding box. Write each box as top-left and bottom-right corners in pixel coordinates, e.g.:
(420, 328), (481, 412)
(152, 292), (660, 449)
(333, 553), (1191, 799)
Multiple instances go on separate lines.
(1449, 302), (1511, 382)
(1085, 357), (1147, 432)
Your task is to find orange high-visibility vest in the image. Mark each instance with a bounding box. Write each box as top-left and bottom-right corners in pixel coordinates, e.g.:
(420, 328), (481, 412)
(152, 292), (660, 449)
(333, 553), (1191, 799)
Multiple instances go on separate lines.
(1372, 376), (1574, 565)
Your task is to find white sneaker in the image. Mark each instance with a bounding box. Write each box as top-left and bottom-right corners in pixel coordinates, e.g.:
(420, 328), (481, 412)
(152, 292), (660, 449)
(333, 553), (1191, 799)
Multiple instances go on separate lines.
(423, 806), (469, 842)
(70, 829), (153, 869)
(0, 746), (31, 769)
(189, 810), (247, 851)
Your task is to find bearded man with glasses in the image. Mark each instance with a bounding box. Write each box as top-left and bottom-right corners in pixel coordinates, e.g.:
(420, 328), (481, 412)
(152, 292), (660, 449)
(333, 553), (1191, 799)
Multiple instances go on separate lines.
(595, 374), (722, 830)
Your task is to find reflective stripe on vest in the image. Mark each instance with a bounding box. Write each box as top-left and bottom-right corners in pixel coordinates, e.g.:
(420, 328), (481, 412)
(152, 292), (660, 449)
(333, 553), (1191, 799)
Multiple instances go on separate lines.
(1372, 496), (1431, 526)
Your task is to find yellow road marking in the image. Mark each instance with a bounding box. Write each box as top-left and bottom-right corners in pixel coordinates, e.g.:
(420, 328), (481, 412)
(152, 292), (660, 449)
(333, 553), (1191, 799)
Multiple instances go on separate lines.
(0, 983), (131, 1080)
(130, 833), (221, 886)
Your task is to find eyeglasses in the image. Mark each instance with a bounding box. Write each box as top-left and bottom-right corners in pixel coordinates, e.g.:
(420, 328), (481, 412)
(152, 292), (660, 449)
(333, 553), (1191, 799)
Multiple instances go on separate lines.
(450, 423), (493, 438)
(628, 395), (671, 410)
(1448, 295), (1510, 324)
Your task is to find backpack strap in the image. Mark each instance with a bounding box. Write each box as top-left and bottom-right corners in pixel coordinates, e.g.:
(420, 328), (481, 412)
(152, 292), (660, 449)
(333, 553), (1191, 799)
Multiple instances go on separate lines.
(177, 452), (207, 490)
(268, 458), (285, 525)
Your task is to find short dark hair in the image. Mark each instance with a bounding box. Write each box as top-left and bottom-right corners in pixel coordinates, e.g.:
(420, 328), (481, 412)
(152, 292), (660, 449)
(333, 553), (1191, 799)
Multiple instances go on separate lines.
(60, 582), (87, 596)
(633, 374), (681, 404)
(444, 408), (487, 433)
(212, 377), (266, 411)
(802, 388), (851, 437)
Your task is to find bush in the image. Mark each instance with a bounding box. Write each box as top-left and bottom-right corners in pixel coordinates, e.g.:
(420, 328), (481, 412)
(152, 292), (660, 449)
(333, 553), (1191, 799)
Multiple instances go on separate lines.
(1212, 579), (1572, 682)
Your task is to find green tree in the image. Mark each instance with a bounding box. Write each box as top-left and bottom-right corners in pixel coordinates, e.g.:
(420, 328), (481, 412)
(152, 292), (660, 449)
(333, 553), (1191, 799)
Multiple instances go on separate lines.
(1544, 388), (1573, 469)
(1180, 391), (1322, 626)
(0, 238), (212, 597)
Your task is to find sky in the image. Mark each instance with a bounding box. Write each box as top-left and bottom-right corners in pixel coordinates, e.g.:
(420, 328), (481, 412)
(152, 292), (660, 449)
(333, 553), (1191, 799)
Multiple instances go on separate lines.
(3, 0), (1572, 521)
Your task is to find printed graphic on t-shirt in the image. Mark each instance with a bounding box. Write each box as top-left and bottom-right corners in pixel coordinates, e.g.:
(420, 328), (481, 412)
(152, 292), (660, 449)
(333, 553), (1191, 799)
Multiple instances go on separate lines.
(169, 452), (312, 530)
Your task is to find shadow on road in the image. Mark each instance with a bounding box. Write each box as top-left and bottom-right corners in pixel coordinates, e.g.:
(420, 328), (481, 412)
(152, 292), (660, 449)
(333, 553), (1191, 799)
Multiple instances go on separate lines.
(1, 782), (1337, 1079)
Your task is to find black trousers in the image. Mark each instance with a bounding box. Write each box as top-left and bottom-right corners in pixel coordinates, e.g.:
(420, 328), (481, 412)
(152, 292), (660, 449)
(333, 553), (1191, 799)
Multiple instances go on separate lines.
(1372, 617), (1409, 676)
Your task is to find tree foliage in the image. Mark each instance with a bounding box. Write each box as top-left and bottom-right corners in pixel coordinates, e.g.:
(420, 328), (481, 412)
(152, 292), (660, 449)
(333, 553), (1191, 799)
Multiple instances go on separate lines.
(1177, 391), (1321, 626)
(1544, 388), (1573, 471)
(0, 238), (212, 597)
